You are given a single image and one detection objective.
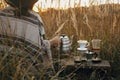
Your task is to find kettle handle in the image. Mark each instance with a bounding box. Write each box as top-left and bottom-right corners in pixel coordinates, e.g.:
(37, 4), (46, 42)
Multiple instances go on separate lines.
(70, 35), (74, 46)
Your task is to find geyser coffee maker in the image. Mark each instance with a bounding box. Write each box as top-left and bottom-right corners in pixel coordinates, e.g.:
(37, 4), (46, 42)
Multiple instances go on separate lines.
(75, 39), (102, 63)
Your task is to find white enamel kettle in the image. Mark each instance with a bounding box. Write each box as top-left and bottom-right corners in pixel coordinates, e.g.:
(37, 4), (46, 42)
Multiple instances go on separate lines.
(60, 34), (72, 51)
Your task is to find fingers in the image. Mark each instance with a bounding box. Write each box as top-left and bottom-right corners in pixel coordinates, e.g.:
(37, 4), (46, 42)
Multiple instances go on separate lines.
(50, 35), (61, 47)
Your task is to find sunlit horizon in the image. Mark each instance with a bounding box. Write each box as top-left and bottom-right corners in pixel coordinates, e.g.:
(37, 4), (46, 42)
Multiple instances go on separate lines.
(33, 0), (120, 11)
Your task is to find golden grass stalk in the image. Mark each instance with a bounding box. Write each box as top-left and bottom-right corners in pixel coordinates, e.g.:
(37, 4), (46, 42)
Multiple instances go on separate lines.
(0, 46), (14, 68)
(111, 14), (117, 34)
(13, 60), (22, 80)
(50, 66), (65, 80)
(54, 20), (68, 35)
(83, 14), (93, 36)
(70, 8), (79, 39)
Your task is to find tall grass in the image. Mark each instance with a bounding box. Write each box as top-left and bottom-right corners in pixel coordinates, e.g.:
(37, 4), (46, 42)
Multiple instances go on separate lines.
(39, 3), (120, 79)
(0, 0), (7, 10)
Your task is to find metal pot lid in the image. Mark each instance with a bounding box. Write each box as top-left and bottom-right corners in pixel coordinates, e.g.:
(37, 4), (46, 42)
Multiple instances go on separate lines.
(85, 51), (94, 54)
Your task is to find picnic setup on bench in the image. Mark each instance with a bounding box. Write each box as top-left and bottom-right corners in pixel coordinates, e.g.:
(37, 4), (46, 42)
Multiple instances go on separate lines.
(56, 34), (111, 79)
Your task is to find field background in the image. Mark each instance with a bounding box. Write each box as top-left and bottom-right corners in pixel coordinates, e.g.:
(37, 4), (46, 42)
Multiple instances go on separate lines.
(0, 0), (120, 79)
(40, 4), (120, 60)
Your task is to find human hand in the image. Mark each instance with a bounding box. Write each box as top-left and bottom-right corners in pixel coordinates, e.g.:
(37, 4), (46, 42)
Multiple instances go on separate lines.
(49, 36), (61, 47)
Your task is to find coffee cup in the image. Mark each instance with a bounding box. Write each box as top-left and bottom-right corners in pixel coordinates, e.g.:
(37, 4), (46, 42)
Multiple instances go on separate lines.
(77, 40), (89, 49)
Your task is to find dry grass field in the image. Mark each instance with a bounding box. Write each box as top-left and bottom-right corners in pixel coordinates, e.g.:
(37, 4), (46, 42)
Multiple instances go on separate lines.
(37, 4), (120, 80)
(0, 1), (120, 80)
(40, 4), (120, 59)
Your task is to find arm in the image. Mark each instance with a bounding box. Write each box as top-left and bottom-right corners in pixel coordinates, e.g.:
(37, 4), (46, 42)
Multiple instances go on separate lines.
(29, 11), (61, 60)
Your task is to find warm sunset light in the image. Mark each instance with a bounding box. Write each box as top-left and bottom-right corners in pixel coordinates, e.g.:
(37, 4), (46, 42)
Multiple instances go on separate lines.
(33, 0), (120, 11)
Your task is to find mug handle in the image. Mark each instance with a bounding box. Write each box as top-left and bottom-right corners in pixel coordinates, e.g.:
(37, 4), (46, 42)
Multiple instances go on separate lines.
(86, 42), (90, 47)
